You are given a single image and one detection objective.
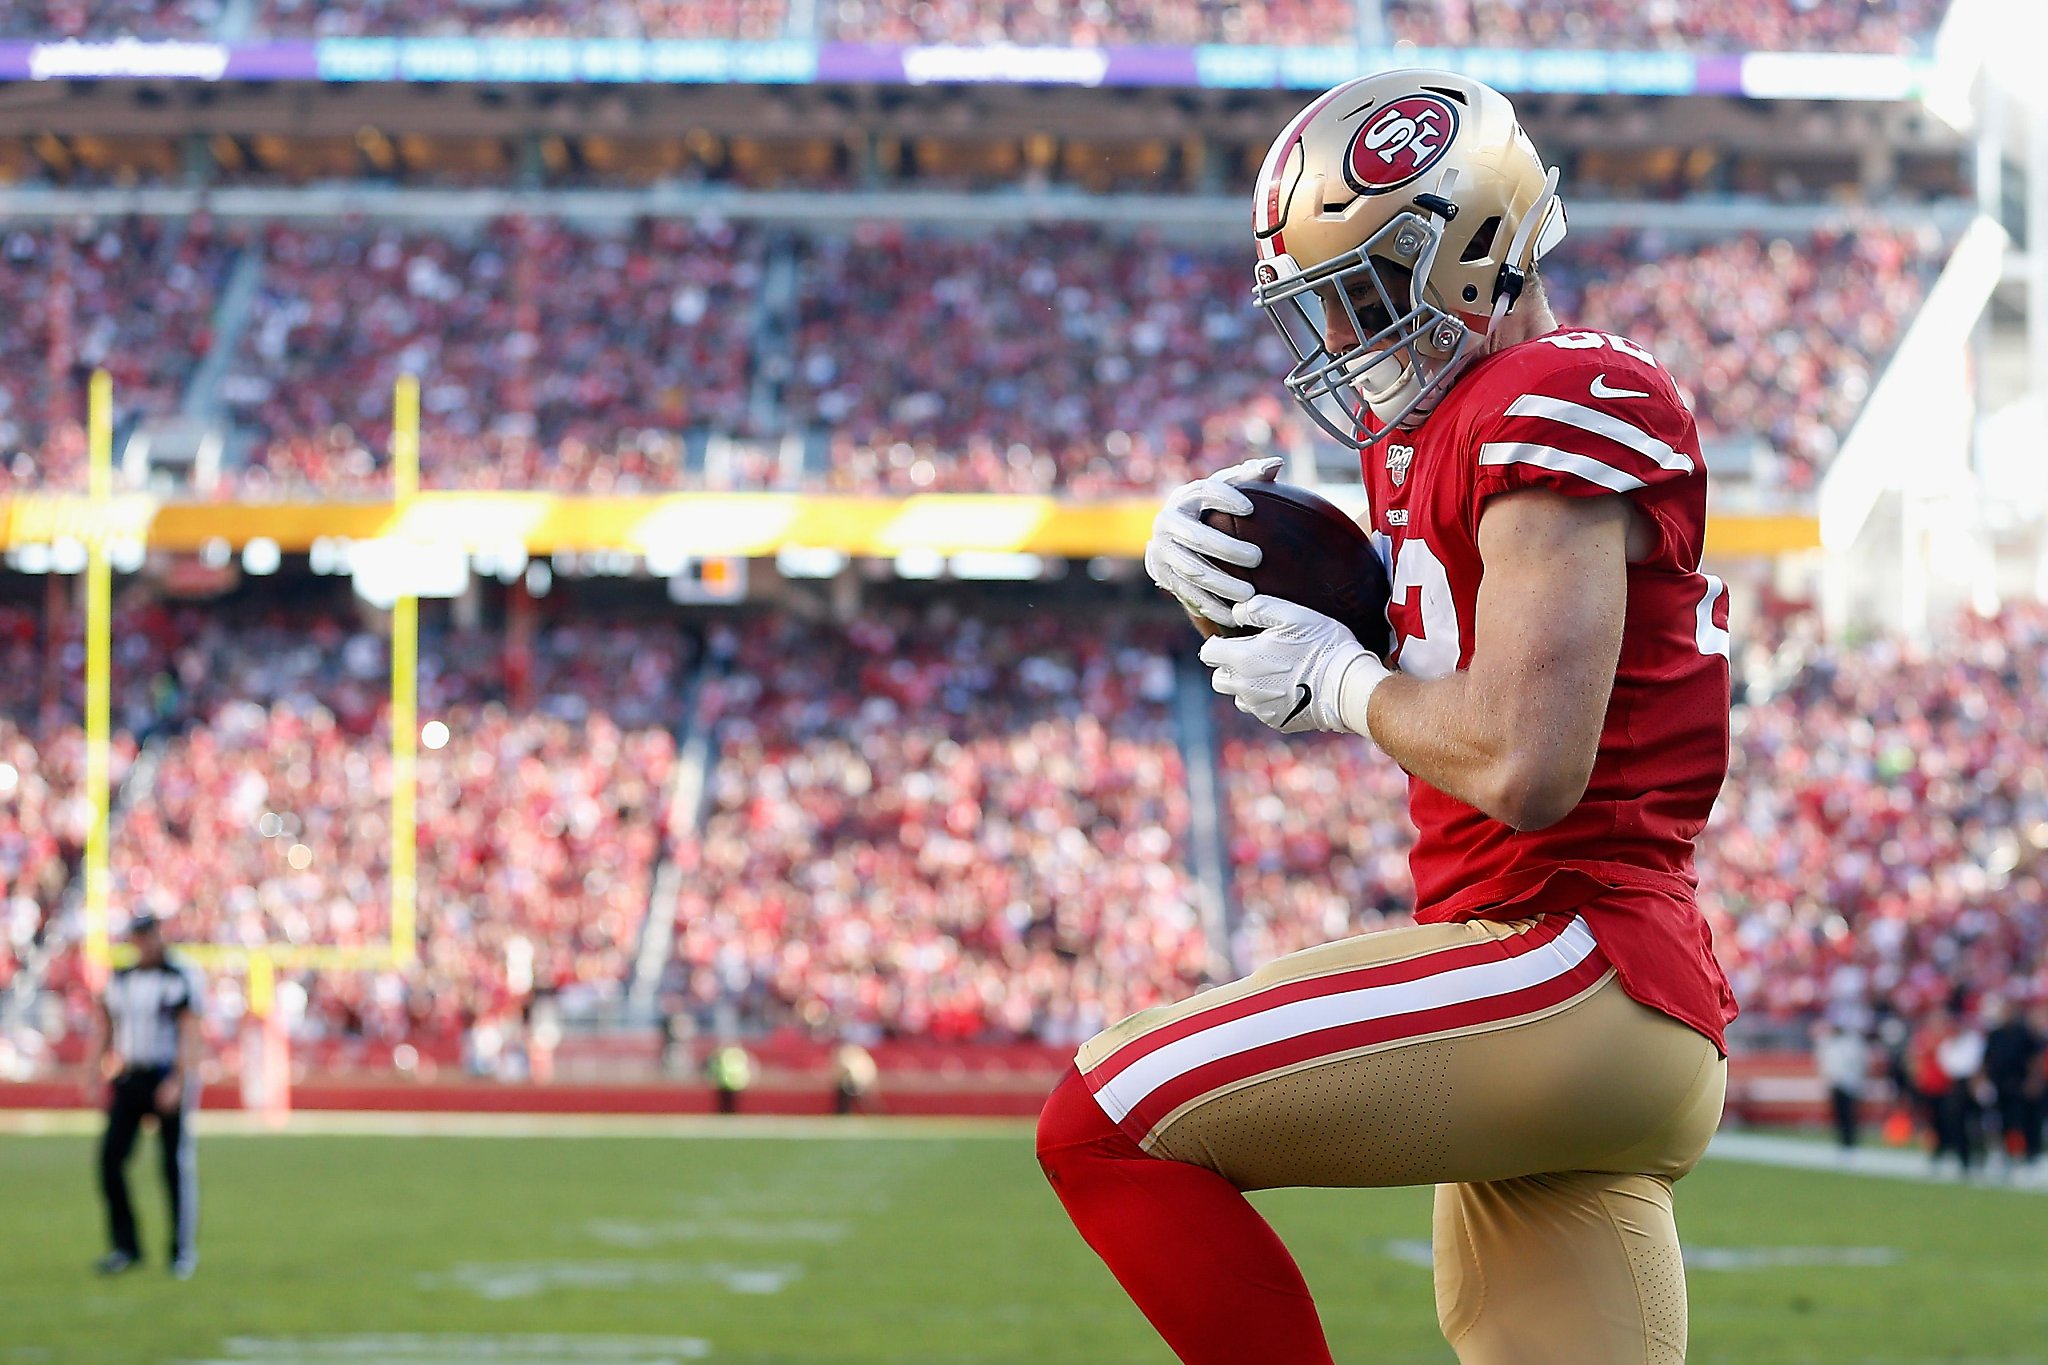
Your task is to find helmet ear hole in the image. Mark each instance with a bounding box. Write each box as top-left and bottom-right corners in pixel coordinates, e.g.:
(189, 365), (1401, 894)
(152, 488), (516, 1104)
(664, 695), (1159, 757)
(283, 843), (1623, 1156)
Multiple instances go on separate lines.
(1459, 215), (1503, 264)
(1462, 285), (1479, 302)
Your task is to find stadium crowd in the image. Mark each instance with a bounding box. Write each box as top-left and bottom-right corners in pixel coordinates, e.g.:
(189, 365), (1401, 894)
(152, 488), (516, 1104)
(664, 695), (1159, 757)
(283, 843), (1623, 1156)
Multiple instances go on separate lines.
(225, 218), (760, 496)
(1544, 227), (1944, 491)
(1, 591), (2042, 1098)
(1383, 0), (1951, 53)
(1702, 604), (2048, 1027)
(785, 225), (1298, 497)
(196, 220), (1940, 498)
(0, 219), (241, 495)
(667, 613), (1208, 1047)
(23, 606), (689, 1056)
(254, 0), (789, 39)
(25, 0), (1951, 51)
(1216, 708), (1414, 969)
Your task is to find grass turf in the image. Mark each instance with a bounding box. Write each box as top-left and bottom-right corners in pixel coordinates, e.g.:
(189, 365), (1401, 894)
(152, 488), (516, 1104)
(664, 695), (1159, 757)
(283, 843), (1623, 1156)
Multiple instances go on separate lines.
(1, 1123), (2043, 1364)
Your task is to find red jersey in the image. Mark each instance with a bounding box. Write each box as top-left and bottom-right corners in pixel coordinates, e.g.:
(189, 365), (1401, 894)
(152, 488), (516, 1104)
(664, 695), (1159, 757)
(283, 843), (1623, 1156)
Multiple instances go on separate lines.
(1360, 328), (1738, 1050)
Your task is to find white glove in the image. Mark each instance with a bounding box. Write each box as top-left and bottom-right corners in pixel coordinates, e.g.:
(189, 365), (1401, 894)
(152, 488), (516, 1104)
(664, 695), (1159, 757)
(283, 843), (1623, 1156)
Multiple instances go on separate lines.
(1144, 457), (1283, 628)
(1200, 595), (1392, 738)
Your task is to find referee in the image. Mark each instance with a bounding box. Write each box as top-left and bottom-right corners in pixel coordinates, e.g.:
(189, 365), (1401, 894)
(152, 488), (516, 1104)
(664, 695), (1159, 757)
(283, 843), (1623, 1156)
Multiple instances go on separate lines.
(89, 912), (204, 1279)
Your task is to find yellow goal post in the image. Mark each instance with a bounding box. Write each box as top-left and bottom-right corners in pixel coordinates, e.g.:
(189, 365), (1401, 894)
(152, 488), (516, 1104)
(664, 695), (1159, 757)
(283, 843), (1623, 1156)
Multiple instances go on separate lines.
(81, 372), (422, 980)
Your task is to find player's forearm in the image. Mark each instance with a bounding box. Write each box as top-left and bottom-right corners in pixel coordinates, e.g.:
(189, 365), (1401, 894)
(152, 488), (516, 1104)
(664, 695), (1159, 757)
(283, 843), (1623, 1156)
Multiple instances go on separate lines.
(1365, 671), (1550, 825)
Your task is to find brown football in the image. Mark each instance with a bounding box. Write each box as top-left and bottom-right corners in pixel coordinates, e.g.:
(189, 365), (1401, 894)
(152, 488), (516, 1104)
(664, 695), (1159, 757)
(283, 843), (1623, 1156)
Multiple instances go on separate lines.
(1199, 481), (1394, 656)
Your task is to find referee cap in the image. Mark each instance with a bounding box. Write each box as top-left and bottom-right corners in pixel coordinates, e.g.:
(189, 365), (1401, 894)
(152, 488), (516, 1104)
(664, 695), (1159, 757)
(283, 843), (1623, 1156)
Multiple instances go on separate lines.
(126, 912), (163, 937)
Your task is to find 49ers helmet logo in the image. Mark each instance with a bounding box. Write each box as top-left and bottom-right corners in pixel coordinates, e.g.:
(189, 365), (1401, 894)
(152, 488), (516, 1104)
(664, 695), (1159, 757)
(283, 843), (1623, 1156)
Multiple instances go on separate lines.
(1344, 93), (1459, 195)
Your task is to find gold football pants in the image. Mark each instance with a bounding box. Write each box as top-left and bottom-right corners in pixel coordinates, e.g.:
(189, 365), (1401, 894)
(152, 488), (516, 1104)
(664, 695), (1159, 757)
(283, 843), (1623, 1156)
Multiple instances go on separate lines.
(1074, 914), (1726, 1364)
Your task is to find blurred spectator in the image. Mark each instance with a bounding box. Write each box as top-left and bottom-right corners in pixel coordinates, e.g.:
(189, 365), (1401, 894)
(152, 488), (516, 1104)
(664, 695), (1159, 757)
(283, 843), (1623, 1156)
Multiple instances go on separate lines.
(1814, 1019), (1872, 1150)
(831, 1039), (877, 1114)
(1983, 998), (2043, 1169)
(1933, 1007), (1987, 1174)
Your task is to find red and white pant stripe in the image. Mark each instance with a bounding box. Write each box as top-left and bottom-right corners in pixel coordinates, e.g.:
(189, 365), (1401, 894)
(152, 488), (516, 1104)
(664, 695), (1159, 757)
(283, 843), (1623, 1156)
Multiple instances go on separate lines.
(1083, 915), (1610, 1143)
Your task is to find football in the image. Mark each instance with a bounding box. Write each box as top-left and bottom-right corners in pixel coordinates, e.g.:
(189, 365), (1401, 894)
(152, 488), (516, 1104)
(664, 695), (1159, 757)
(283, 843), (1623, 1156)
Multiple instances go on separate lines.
(1200, 481), (1395, 656)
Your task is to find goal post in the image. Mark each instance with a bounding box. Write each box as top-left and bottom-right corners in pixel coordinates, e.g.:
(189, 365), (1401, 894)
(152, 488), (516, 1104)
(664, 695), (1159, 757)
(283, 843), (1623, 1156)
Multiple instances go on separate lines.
(389, 372), (421, 969)
(80, 373), (421, 981)
(82, 369), (113, 980)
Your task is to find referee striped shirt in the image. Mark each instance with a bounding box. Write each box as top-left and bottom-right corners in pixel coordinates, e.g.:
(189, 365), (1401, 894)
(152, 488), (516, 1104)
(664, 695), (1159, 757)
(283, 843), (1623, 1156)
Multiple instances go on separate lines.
(106, 958), (203, 1069)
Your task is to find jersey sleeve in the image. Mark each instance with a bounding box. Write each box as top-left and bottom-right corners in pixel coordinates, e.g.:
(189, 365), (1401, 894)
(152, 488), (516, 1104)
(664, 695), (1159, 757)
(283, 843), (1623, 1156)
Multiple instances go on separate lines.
(1467, 333), (1705, 563)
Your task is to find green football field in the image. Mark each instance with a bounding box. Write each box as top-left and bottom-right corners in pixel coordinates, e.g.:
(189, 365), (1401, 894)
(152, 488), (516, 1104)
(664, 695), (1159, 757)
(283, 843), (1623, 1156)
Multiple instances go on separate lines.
(1, 1116), (2043, 1364)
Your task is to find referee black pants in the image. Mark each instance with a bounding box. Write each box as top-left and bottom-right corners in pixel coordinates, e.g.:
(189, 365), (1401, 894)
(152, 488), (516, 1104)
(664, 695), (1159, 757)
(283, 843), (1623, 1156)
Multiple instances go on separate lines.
(100, 1066), (196, 1261)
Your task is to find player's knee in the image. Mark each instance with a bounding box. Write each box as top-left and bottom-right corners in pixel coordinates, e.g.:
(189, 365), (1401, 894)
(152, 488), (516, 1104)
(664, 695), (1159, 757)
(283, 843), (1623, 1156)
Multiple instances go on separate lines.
(1037, 1066), (1150, 1191)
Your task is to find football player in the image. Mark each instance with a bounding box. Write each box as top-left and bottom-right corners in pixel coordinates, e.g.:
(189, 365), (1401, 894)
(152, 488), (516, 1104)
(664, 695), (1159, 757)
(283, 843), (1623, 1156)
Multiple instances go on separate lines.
(1038, 69), (1735, 1364)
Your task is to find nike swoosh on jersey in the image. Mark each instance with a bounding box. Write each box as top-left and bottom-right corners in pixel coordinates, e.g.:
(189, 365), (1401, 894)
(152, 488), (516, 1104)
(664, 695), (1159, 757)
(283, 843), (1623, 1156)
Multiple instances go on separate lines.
(1590, 373), (1650, 400)
(1282, 683), (1313, 727)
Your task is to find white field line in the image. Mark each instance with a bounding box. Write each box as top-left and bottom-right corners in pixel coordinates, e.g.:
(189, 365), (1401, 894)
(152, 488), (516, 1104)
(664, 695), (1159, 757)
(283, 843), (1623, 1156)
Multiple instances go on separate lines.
(181, 1334), (711, 1363)
(1706, 1131), (2048, 1194)
(418, 1260), (800, 1300)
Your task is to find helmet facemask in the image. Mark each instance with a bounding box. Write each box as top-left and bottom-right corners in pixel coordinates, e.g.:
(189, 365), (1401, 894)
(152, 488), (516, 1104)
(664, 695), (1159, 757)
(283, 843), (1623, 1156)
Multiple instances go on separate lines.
(1255, 208), (1473, 450)
(1253, 165), (1564, 452)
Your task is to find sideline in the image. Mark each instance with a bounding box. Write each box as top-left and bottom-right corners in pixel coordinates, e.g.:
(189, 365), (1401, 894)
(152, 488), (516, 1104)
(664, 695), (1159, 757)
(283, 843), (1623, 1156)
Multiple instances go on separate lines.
(1705, 1130), (2047, 1193)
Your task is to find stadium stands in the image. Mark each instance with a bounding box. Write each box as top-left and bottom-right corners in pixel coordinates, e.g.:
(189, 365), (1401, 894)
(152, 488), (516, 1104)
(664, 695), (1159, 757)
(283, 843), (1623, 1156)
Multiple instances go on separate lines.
(195, 220), (1941, 497)
(0, 219), (241, 494)
(819, 0), (1336, 45)
(1543, 227), (1945, 491)
(6, 595), (2045, 1060)
(1703, 605), (2048, 1025)
(668, 612), (1207, 1045)
(1385, 0), (1951, 53)
(0, 0), (221, 40)
(18, 609), (687, 1047)
(226, 218), (760, 496)
(255, 0), (790, 40)
(1215, 706), (1416, 969)
(785, 224), (1298, 497)
(219, 0), (1952, 50)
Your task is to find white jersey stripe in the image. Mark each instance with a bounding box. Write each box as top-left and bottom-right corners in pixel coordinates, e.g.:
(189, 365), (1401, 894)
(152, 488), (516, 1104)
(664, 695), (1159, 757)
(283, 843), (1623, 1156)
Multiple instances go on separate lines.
(1092, 918), (1599, 1124)
(1478, 441), (1647, 494)
(1505, 394), (1693, 472)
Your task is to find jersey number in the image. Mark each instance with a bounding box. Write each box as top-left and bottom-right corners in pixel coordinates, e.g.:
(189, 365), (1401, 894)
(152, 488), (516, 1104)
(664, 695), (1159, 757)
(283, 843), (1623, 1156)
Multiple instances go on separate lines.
(1379, 534), (1460, 680)
(1539, 330), (1658, 367)
(1377, 534), (1730, 672)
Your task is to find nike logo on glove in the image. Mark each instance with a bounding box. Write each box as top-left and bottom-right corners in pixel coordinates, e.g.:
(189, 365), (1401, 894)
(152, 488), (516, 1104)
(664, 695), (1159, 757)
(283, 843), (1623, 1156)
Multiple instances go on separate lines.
(1590, 373), (1649, 400)
(1282, 683), (1313, 727)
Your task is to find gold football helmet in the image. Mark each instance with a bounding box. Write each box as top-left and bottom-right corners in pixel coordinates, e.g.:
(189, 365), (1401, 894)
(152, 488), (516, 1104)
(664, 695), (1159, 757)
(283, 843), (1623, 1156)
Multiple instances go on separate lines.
(1251, 69), (1567, 447)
